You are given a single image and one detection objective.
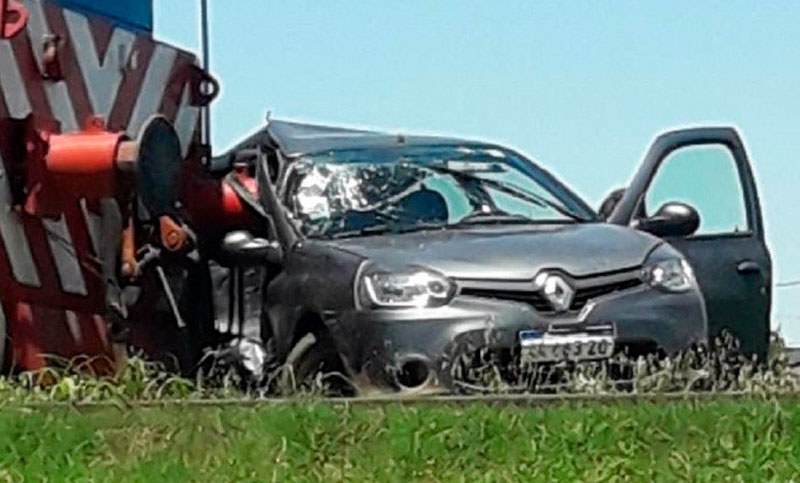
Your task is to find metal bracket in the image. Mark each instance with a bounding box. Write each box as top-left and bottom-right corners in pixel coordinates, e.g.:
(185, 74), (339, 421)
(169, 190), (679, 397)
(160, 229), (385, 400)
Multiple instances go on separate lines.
(0, 0), (28, 40)
(189, 65), (220, 107)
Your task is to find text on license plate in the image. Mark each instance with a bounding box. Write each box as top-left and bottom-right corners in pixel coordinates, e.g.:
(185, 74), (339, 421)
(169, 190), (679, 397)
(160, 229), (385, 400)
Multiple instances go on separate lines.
(519, 331), (614, 362)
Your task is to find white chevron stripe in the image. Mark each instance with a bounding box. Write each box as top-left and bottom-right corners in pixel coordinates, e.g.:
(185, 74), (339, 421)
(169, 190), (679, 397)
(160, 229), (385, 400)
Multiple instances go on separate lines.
(79, 199), (102, 255)
(63, 8), (135, 120)
(0, 41), (32, 117)
(174, 84), (200, 157)
(25, 0), (78, 130)
(42, 215), (87, 295)
(65, 310), (83, 345)
(126, 45), (176, 137)
(0, 153), (41, 287)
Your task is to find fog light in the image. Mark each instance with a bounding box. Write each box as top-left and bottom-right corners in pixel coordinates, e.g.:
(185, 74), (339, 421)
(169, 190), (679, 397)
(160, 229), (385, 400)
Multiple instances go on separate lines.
(396, 358), (432, 389)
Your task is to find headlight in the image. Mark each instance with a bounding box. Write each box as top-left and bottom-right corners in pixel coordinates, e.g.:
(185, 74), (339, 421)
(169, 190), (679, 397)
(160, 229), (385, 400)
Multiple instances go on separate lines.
(644, 257), (695, 293)
(358, 266), (455, 308)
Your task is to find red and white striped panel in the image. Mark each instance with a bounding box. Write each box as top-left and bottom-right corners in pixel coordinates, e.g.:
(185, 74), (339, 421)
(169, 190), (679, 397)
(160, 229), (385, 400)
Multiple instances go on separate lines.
(0, 0), (201, 369)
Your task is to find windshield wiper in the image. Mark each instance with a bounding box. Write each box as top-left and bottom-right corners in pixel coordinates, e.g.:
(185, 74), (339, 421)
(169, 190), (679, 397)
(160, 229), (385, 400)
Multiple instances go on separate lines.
(454, 211), (536, 226)
(327, 221), (448, 240)
(328, 223), (393, 239)
(422, 164), (591, 222)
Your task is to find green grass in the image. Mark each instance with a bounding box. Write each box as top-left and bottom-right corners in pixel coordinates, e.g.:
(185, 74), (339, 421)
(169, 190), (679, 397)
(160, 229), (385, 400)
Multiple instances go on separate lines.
(1, 398), (799, 481)
(0, 339), (796, 481)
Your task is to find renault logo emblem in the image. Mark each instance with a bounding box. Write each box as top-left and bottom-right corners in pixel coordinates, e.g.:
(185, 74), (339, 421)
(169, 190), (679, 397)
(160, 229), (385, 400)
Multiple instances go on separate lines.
(534, 272), (575, 313)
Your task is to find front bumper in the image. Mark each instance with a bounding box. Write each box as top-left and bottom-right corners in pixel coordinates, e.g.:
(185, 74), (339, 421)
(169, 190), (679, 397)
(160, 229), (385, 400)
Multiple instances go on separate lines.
(331, 283), (707, 392)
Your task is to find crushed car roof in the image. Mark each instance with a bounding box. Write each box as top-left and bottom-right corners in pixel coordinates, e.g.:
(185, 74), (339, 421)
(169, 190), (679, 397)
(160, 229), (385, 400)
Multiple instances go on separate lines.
(230, 119), (481, 158)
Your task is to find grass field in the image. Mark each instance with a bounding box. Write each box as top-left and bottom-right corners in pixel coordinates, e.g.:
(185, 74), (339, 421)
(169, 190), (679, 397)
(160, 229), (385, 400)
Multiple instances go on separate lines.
(1, 398), (799, 481)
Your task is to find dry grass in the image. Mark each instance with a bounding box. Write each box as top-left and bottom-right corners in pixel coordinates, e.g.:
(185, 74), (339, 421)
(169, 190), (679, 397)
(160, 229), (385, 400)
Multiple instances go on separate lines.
(448, 333), (800, 395)
(0, 333), (795, 404)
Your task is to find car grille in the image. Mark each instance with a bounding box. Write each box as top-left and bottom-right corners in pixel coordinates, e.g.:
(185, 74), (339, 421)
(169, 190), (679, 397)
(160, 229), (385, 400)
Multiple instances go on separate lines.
(569, 277), (644, 311)
(460, 275), (644, 313)
(460, 288), (553, 312)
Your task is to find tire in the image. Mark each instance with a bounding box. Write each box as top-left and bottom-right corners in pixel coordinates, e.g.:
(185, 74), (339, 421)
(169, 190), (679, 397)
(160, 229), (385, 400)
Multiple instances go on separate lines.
(282, 332), (355, 396)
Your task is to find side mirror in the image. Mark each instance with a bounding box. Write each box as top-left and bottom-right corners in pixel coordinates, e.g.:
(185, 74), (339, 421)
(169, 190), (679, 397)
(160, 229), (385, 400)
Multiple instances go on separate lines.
(636, 202), (700, 238)
(222, 230), (283, 265)
(598, 188), (626, 221)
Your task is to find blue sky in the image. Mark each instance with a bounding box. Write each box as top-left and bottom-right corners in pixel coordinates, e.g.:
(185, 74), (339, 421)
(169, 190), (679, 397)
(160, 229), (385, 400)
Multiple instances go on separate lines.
(155, 1), (800, 342)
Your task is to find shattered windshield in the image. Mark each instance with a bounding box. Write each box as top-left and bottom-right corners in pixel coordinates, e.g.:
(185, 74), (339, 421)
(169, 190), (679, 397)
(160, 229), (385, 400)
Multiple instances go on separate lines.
(283, 144), (595, 239)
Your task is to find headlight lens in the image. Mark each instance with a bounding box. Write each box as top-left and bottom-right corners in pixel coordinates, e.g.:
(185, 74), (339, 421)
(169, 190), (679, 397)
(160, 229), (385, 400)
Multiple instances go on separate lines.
(358, 266), (455, 308)
(644, 257), (695, 292)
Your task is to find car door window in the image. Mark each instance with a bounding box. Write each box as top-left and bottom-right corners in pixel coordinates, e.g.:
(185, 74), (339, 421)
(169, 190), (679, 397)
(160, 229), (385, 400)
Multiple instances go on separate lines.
(643, 144), (749, 236)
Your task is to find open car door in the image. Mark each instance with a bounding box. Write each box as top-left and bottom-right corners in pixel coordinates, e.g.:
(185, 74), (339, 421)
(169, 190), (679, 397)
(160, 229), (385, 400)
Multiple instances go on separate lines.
(610, 127), (772, 357)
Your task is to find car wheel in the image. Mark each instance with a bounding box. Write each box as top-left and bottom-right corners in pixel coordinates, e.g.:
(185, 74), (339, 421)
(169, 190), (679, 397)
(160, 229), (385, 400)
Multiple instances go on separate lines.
(282, 332), (355, 396)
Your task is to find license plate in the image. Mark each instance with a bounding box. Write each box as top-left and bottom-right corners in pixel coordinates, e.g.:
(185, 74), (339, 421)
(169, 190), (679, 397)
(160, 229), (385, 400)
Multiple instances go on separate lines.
(519, 330), (614, 363)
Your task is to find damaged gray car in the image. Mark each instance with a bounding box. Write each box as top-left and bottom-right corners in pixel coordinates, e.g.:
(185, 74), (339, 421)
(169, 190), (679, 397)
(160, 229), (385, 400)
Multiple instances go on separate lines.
(214, 121), (772, 394)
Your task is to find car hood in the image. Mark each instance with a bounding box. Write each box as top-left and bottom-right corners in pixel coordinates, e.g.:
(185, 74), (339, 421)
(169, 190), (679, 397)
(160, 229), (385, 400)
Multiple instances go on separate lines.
(324, 223), (661, 279)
